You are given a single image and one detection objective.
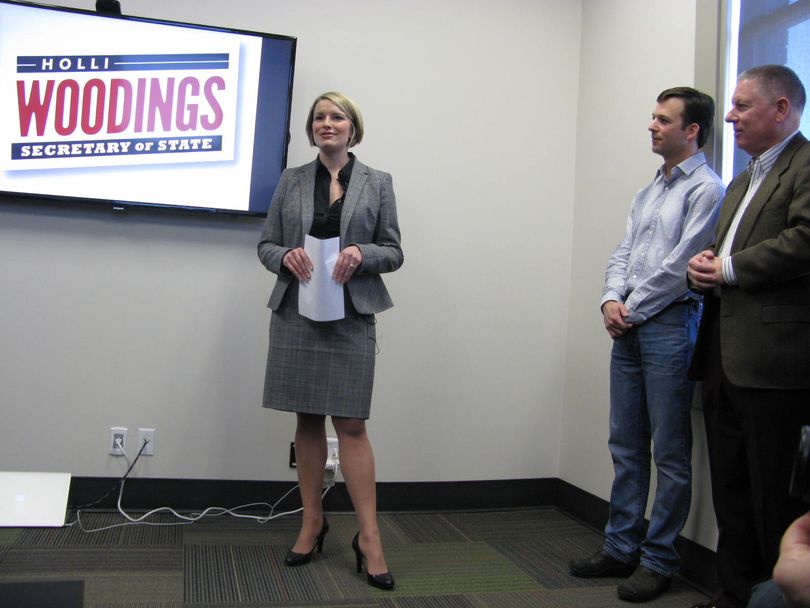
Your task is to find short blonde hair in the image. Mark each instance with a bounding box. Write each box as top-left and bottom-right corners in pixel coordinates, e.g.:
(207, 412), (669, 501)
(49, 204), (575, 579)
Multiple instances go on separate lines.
(305, 91), (364, 147)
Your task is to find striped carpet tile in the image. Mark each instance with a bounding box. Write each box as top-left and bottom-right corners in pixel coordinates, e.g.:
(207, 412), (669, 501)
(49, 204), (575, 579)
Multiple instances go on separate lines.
(0, 547), (182, 574)
(183, 515), (299, 547)
(92, 604), (183, 608)
(18, 512), (183, 547)
(474, 589), (562, 608)
(533, 584), (708, 608)
(371, 541), (540, 597)
(184, 543), (372, 604)
(0, 529), (22, 546)
(444, 510), (594, 543)
(377, 595), (476, 607)
(384, 513), (470, 544)
(491, 539), (607, 589)
(82, 572), (183, 607)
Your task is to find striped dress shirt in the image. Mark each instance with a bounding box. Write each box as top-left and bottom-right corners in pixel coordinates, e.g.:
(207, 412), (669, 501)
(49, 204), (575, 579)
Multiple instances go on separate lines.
(718, 130), (800, 285)
(602, 151), (725, 324)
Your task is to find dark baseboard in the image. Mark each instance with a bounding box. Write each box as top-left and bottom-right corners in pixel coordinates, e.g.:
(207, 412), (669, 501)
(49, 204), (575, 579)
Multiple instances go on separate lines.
(375, 478), (559, 512)
(68, 476), (716, 592)
(70, 477), (304, 513)
(68, 476), (560, 513)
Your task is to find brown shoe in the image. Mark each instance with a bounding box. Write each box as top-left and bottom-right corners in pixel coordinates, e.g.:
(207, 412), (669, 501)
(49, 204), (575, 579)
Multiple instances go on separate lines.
(617, 566), (671, 602)
(569, 551), (637, 578)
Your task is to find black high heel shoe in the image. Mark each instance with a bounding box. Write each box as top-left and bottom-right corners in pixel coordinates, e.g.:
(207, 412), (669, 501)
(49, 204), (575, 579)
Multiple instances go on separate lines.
(284, 517), (329, 567)
(351, 532), (395, 590)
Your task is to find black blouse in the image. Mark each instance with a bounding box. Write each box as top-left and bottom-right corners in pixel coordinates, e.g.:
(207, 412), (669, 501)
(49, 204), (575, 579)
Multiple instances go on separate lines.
(309, 154), (355, 239)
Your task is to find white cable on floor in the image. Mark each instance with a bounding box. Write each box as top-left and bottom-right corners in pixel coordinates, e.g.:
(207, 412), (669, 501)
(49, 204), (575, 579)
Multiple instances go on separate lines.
(66, 438), (337, 533)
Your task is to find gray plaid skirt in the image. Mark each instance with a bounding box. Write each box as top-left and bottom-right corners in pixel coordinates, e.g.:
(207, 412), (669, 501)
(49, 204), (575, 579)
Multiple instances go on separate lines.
(262, 283), (377, 419)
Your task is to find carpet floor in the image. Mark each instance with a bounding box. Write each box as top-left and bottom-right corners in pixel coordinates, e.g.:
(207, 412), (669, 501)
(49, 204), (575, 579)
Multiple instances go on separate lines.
(0, 508), (709, 607)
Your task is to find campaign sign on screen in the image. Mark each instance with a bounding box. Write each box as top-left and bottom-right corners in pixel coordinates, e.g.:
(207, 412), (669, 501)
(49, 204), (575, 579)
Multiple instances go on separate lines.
(11, 49), (240, 170)
(0, 1), (295, 215)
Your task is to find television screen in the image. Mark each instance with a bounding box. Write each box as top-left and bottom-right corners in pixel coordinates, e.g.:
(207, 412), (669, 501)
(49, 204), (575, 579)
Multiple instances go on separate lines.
(0, 0), (296, 216)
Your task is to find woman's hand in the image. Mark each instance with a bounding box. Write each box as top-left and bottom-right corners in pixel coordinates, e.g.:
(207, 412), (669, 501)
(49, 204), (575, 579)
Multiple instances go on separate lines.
(283, 248), (314, 282)
(333, 245), (362, 285)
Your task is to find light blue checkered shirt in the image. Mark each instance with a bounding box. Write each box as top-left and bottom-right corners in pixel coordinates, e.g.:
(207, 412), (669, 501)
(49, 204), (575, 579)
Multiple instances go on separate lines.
(602, 152), (725, 324)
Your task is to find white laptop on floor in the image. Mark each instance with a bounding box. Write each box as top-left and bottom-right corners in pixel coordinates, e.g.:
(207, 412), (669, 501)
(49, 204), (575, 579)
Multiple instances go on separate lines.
(0, 472), (71, 527)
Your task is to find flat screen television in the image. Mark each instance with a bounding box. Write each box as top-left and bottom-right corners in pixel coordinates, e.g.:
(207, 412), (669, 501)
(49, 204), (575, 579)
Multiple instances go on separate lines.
(0, 0), (296, 216)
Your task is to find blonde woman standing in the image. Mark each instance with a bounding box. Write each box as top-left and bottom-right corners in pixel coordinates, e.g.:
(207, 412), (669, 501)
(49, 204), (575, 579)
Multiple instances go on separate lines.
(258, 91), (403, 590)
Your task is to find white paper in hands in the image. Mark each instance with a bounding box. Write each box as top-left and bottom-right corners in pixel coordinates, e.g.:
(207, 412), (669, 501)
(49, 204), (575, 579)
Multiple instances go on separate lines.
(298, 235), (345, 321)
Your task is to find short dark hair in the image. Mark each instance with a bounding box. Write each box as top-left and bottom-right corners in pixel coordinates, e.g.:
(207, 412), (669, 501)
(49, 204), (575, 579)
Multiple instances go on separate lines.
(657, 87), (716, 149)
(739, 64), (806, 114)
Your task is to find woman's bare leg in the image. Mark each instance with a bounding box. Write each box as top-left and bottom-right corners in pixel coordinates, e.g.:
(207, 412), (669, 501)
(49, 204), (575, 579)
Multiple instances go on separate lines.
(291, 413), (327, 553)
(332, 416), (388, 575)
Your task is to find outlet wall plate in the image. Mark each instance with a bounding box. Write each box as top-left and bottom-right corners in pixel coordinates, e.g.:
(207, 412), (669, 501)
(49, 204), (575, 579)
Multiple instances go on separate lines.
(109, 427), (127, 456)
(288, 438), (339, 471)
(138, 428), (155, 456)
(325, 437), (339, 471)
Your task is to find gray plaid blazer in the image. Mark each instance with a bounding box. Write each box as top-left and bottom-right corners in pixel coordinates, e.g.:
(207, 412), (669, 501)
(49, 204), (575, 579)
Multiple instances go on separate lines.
(258, 158), (403, 315)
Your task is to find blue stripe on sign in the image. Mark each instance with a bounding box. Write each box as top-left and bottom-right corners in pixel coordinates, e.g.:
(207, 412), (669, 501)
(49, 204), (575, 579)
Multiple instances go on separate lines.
(110, 61), (229, 71)
(17, 53), (229, 73)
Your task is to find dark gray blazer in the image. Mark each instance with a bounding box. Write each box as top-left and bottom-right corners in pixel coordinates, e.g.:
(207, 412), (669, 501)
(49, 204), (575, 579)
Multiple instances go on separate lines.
(258, 158), (403, 315)
(690, 133), (810, 389)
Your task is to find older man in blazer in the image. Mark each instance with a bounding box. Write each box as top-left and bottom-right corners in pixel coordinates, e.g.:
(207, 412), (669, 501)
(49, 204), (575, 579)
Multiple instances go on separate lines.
(687, 65), (810, 608)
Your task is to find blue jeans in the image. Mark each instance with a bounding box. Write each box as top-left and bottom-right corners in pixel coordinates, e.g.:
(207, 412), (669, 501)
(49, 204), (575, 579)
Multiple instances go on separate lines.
(747, 579), (789, 608)
(602, 301), (699, 577)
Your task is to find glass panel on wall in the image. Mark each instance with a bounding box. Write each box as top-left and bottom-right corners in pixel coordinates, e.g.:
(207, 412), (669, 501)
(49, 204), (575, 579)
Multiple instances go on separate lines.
(724, 0), (810, 180)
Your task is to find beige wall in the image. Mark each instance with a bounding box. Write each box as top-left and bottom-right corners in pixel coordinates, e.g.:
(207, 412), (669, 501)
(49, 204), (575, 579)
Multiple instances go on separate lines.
(560, 0), (719, 549)
(0, 0), (719, 550)
(0, 0), (581, 482)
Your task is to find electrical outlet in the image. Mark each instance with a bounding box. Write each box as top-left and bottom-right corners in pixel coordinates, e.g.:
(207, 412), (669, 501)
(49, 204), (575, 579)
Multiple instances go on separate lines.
(323, 437), (339, 488)
(288, 439), (339, 473)
(325, 437), (339, 472)
(109, 426), (127, 456)
(138, 428), (155, 456)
